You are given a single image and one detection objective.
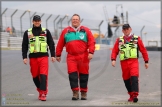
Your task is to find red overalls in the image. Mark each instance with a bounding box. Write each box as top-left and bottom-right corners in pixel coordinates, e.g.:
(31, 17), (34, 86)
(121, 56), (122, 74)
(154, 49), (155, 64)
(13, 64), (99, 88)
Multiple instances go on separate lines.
(111, 35), (149, 101)
(56, 26), (95, 92)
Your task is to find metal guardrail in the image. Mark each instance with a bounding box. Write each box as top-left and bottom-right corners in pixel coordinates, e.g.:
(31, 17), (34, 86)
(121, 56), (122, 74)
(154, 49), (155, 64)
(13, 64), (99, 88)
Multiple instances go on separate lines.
(1, 32), (10, 48)
(8, 37), (22, 48)
(148, 40), (158, 47)
(1, 32), (111, 50)
(0, 32), (59, 49)
(0, 32), (21, 49)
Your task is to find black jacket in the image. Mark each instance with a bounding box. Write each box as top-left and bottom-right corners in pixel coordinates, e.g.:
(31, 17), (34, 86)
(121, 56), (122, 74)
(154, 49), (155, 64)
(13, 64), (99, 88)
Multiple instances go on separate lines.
(22, 25), (55, 59)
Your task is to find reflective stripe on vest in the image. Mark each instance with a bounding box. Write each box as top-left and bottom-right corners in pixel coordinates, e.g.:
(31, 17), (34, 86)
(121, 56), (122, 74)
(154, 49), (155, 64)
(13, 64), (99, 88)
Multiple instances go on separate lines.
(28, 27), (47, 53)
(119, 35), (138, 60)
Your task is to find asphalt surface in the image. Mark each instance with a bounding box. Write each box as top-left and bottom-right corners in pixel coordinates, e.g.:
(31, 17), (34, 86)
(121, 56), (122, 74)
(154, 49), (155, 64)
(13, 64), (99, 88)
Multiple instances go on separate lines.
(1, 49), (161, 106)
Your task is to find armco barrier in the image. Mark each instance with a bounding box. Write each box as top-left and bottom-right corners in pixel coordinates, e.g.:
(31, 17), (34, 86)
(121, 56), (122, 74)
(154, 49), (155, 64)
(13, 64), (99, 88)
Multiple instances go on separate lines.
(8, 37), (23, 48)
(1, 36), (59, 50)
(0, 32), (110, 50)
(1, 32), (10, 48)
(146, 46), (162, 51)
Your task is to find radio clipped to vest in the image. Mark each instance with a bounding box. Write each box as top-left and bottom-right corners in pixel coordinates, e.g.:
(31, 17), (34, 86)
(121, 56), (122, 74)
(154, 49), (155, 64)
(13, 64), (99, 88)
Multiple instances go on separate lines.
(119, 35), (138, 60)
(28, 28), (47, 53)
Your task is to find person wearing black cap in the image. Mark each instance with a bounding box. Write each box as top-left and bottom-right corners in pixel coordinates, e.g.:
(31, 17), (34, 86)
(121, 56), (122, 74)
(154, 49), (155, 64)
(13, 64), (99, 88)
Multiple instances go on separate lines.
(22, 15), (55, 101)
(111, 24), (149, 103)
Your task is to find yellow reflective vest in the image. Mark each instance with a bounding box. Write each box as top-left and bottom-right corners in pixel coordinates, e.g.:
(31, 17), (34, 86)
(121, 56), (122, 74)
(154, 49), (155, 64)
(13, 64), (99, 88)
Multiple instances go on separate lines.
(28, 28), (47, 53)
(119, 35), (138, 60)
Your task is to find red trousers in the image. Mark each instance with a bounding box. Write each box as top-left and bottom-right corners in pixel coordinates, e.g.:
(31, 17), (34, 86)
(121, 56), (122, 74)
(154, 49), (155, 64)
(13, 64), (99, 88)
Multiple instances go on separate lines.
(120, 59), (139, 79)
(121, 58), (139, 97)
(67, 51), (89, 74)
(67, 51), (89, 92)
(29, 56), (48, 94)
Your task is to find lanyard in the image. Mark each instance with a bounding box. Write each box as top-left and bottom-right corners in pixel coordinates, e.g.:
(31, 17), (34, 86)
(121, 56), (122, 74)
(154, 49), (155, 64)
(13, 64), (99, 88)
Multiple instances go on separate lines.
(123, 35), (133, 43)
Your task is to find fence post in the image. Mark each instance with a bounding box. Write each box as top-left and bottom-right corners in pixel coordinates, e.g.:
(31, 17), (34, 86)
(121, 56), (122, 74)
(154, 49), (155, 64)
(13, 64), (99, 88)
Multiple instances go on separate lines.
(1, 8), (8, 30)
(30, 12), (37, 27)
(53, 15), (60, 38)
(68, 18), (71, 26)
(112, 26), (120, 45)
(81, 19), (84, 23)
(8, 38), (10, 48)
(41, 13), (44, 18)
(60, 15), (68, 32)
(20, 10), (27, 37)
(56, 18), (62, 39)
(1, 8), (8, 15)
(11, 9), (18, 34)
(46, 14), (52, 28)
(140, 25), (145, 41)
(98, 20), (103, 44)
(26, 10), (31, 27)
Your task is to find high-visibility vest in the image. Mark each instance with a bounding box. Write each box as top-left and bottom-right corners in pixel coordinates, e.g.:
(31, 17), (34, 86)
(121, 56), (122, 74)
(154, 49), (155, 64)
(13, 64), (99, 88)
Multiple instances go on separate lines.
(119, 35), (138, 60)
(28, 27), (47, 53)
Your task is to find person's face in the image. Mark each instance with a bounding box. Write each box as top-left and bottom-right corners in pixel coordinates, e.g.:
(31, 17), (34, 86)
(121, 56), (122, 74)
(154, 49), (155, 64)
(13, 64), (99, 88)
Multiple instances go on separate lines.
(122, 27), (132, 36)
(71, 16), (80, 28)
(33, 20), (41, 27)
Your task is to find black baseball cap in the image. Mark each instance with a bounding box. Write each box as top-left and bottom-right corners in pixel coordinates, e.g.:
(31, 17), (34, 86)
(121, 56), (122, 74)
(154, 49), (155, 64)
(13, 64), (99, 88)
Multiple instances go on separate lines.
(33, 15), (41, 21)
(122, 24), (131, 29)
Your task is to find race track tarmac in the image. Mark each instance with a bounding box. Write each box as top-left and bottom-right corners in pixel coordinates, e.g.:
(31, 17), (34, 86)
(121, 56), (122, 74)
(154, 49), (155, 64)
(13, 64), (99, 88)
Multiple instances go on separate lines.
(1, 49), (161, 106)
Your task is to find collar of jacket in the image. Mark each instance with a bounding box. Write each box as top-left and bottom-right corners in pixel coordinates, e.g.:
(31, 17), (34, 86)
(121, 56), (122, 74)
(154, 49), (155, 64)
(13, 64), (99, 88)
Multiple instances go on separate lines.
(32, 24), (42, 30)
(69, 25), (81, 32)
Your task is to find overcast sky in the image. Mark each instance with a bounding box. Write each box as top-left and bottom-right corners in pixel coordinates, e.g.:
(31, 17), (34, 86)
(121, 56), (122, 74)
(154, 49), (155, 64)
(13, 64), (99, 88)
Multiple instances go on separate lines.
(1, 1), (161, 43)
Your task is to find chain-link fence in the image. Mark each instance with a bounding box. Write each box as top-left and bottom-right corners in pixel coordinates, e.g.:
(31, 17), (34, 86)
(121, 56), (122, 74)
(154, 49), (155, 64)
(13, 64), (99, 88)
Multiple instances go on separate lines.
(1, 8), (107, 43)
(1, 8), (160, 47)
(129, 25), (161, 47)
(106, 25), (161, 47)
